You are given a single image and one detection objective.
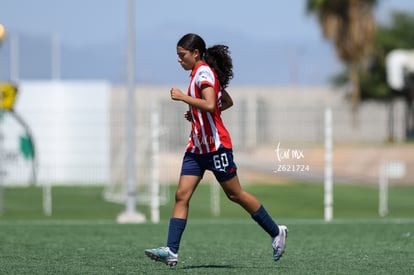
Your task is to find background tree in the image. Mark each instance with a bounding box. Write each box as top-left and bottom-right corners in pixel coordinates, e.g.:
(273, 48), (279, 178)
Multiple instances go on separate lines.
(331, 11), (414, 140)
(365, 11), (414, 99)
(306, 0), (377, 123)
(332, 11), (414, 100)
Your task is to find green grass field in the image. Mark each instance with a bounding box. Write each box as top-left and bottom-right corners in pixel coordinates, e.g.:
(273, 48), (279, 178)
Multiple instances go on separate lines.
(0, 183), (413, 274)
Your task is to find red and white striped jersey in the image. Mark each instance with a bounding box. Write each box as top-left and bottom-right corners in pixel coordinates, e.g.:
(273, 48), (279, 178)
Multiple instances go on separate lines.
(186, 62), (232, 154)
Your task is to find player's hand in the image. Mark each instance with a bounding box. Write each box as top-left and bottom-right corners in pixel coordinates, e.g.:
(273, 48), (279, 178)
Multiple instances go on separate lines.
(170, 87), (183, 101)
(184, 111), (191, 122)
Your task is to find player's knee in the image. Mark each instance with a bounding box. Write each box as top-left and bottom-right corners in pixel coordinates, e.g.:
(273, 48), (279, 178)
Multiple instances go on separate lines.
(226, 192), (241, 204)
(175, 189), (189, 204)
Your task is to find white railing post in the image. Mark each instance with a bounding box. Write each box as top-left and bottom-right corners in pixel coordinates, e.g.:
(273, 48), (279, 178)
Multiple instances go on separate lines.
(324, 108), (333, 222)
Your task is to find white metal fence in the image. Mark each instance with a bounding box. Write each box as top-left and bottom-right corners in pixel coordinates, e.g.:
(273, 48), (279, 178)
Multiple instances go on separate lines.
(1, 83), (413, 187)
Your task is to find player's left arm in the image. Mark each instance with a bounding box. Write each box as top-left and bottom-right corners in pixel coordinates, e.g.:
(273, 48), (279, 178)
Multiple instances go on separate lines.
(220, 89), (233, 111)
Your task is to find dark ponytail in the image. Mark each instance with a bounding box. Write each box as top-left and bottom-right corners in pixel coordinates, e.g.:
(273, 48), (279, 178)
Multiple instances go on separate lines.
(205, 45), (234, 89)
(177, 33), (234, 88)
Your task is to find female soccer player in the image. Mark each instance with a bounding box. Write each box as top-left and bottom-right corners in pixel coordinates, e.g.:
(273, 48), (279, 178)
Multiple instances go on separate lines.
(145, 33), (288, 267)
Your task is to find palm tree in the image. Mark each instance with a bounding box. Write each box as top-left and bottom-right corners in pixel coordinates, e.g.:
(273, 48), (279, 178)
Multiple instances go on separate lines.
(307, 0), (377, 124)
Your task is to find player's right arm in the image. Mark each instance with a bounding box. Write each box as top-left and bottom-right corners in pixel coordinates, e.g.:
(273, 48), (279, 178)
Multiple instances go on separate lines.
(171, 85), (216, 113)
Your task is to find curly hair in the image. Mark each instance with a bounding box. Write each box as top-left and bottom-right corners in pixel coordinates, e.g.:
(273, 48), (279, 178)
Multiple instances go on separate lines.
(177, 33), (234, 88)
(205, 45), (233, 88)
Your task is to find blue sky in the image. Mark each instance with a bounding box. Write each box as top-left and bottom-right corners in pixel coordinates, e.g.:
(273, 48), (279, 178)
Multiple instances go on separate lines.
(1, 0), (414, 85)
(1, 1), (319, 47)
(1, 0), (412, 47)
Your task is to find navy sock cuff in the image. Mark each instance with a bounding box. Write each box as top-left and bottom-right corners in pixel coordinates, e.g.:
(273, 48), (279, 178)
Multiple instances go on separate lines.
(170, 217), (187, 228)
(251, 205), (265, 219)
(251, 205), (279, 238)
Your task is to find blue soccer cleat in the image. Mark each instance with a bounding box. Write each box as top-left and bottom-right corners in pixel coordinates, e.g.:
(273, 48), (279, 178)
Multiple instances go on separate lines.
(144, 247), (178, 267)
(272, 225), (288, 261)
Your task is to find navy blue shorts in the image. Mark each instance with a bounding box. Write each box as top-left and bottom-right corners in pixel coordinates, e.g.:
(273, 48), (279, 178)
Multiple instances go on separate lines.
(180, 147), (237, 182)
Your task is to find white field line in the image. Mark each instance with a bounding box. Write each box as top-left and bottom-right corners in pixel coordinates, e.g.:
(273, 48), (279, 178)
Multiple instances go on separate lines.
(188, 218), (414, 225)
(1, 218), (414, 226)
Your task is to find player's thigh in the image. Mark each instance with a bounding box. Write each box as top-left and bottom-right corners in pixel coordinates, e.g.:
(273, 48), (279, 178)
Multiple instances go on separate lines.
(175, 175), (201, 202)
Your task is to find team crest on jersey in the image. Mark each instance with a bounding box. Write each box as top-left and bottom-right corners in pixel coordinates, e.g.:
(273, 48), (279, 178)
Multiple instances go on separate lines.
(198, 70), (213, 81)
